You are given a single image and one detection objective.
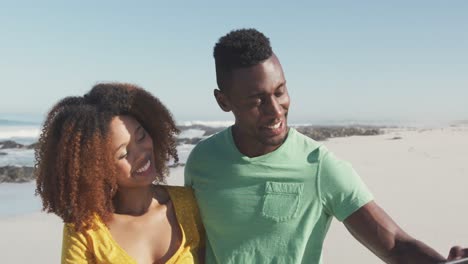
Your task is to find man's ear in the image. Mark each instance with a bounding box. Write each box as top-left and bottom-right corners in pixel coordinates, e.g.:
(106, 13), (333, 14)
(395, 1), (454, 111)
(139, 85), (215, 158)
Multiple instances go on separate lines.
(214, 89), (232, 112)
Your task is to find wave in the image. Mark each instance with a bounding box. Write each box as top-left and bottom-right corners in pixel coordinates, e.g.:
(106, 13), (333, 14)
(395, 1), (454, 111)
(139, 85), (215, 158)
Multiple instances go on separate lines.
(178, 129), (206, 139)
(0, 149), (35, 167)
(0, 119), (40, 126)
(0, 126), (40, 141)
(178, 120), (234, 127)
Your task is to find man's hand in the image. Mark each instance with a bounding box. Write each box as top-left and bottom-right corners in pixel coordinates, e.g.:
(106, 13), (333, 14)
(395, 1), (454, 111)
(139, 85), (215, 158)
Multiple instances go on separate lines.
(448, 246), (468, 261)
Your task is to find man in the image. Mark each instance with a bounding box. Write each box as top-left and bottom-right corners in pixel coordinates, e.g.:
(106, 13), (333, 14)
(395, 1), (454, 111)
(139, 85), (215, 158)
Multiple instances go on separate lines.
(185, 28), (467, 263)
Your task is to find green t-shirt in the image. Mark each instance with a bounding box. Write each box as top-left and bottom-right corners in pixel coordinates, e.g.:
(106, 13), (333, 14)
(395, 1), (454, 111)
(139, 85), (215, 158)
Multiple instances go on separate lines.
(185, 127), (373, 264)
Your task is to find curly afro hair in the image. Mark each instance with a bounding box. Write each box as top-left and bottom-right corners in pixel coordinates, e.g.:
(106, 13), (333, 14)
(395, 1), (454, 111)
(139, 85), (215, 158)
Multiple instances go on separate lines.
(35, 83), (179, 231)
(213, 28), (273, 90)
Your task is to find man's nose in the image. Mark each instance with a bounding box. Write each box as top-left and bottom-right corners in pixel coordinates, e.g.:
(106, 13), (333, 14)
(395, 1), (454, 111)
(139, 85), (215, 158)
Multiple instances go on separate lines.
(263, 96), (283, 117)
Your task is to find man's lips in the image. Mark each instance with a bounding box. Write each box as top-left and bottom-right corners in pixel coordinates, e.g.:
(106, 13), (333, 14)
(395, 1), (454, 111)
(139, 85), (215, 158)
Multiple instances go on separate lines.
(260, 120), (285, 136)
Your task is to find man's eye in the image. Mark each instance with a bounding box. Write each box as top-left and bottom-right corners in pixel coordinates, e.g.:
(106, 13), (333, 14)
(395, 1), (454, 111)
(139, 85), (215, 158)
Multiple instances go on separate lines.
(275, 87), (285, 97)
(252, 98), (263, 106)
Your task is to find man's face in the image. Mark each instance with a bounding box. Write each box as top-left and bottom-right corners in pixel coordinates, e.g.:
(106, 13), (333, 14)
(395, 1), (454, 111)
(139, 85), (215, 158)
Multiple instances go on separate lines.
(215, 54), (290, 156)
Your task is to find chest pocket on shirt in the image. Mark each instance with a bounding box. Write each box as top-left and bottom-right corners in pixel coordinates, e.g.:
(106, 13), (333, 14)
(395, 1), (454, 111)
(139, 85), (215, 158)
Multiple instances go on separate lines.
(261, 181), (304, 222)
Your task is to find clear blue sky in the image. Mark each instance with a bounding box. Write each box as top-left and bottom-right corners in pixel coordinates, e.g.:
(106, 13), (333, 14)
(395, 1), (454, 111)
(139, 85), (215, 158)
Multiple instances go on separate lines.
(1, 1), (467, 124)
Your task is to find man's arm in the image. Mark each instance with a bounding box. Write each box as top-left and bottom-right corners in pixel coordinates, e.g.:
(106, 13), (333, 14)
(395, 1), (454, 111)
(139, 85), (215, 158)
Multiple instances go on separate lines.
(344, 201), (446, 263)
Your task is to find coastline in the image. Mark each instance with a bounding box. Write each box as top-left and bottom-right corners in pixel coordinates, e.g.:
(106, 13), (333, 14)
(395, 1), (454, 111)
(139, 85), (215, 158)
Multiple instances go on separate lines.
(0, 124), (382, 183)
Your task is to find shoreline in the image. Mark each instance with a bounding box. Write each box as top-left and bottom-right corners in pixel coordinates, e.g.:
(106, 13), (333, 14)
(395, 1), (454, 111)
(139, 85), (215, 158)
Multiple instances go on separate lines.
(1, 124), (384, 183)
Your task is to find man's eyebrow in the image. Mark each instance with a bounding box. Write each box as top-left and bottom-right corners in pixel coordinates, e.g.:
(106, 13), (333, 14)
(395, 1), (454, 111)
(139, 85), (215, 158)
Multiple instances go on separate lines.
(275, 81), (286, 90)
(247, 92), (264, 98)
(246, 81), (287, 98)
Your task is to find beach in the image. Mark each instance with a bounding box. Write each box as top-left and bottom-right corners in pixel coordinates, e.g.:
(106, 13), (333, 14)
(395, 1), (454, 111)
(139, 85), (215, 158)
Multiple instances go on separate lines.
(1, 126), (467, 263)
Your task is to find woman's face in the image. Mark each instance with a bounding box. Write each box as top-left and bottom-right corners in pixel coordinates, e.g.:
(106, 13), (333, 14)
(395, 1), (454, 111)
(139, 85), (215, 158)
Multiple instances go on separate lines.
(109, 115), (158, 188)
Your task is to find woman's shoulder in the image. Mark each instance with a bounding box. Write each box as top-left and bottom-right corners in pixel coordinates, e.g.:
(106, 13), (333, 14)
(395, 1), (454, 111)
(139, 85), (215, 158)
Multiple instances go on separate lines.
(155, 185), (196, 210)
(163, 185), (194, 195)
(152, 185), (197, 213)
(160, 185), (196, 206)
(63, 215), (107, 237)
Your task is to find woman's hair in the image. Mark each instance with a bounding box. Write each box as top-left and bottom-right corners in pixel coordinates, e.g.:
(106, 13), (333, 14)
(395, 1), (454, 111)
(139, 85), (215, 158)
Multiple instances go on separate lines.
(35, 83), (179, 231)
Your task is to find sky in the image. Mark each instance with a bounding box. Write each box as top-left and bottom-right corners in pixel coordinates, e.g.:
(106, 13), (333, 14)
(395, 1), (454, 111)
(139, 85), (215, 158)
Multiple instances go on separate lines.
(0, 1), (467, 125)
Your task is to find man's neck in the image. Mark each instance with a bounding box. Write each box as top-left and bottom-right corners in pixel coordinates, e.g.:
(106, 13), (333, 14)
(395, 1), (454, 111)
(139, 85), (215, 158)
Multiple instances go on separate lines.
(231, 126), (289, 158)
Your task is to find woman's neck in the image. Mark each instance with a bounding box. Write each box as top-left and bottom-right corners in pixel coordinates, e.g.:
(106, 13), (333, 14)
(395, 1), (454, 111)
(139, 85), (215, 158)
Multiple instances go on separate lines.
(113, 185), (156, 216)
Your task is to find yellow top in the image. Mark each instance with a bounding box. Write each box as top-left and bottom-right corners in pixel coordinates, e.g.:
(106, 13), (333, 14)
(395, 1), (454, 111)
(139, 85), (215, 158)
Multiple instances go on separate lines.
(61, 186), (204, 264)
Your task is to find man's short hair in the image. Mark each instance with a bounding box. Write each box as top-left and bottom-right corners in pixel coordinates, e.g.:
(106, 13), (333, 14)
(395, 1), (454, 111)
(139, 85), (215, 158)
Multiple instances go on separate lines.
(213, 28), (273, 90)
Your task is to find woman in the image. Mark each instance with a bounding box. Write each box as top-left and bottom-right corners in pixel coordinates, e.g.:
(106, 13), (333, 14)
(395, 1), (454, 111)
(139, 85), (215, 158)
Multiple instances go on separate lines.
(35, 83), (204, 263)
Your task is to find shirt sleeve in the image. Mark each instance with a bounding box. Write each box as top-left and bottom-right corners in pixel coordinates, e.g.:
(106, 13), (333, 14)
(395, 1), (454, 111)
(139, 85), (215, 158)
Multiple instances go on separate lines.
(61, 224), (94, 263)
(319, 151), (374, 222)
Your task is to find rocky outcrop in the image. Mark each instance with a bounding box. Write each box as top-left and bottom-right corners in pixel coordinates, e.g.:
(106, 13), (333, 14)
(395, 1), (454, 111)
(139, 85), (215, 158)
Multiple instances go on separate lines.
(295, 126), (381, 141)
(27, 142), (39, 149)
(0, 140), (37, 150)
(177, 124), (382, 141)
(0, 166), (34, 183)
(0, 140), (25, 149)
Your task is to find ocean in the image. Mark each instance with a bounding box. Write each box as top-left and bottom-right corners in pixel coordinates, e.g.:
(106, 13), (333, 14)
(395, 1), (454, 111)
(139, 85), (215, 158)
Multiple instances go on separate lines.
(0, 120), (40, 168)
(0, 120), (215, 167)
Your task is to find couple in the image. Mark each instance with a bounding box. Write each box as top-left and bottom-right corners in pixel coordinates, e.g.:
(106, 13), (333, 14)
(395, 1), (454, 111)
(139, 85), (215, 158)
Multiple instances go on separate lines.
(36, 29), (467, 263)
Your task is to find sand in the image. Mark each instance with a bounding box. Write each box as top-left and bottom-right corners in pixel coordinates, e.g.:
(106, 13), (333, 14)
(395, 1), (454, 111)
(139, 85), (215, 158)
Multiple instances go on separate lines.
(1, 127), (467, 263)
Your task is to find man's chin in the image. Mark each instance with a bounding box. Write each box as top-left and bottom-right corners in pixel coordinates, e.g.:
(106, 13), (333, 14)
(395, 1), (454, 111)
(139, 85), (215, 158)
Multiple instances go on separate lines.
(260, 130), (288, 147)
